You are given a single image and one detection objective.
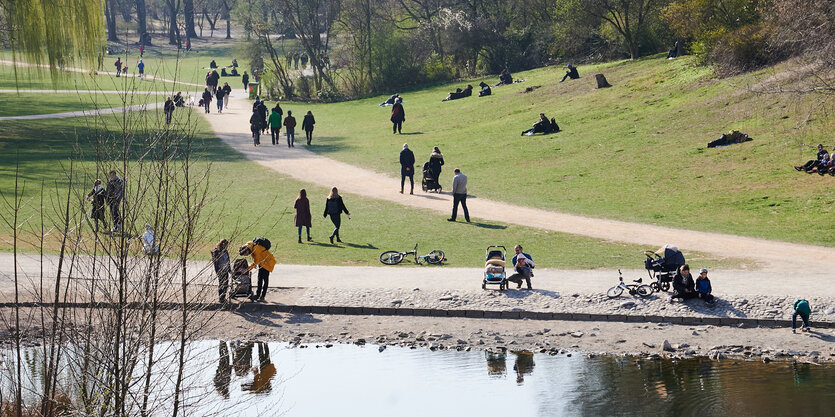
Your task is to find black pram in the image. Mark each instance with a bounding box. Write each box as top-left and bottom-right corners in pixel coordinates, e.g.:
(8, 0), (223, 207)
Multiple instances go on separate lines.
(421, 161), (442, 192)
(644, 244), (685, 292)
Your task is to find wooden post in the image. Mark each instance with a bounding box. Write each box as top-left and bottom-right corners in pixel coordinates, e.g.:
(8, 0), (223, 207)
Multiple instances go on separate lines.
(595, 74), (611, 88)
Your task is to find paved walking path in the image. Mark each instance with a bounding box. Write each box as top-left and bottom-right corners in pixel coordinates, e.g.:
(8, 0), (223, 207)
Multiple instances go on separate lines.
(203, 89), (835, 272)
(0, 60), (204, 88)
(0, 102), (163, 121)
(0, 89), (169, 95)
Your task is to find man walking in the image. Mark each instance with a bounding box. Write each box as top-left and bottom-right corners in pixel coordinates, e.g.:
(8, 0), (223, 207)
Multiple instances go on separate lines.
(447, 168), (470, 222)
(114, 57), (122, 77)
(164, 96), (175, 124)
(137, 59), (145, 79)
(106, 170), (124, 233)
(268, 105), (282, 145)
(399, 143), (415, 194)
(283, 110), (296, 147)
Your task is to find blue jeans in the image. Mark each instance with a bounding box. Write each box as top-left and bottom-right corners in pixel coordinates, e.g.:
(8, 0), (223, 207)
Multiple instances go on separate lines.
(792, 311), (810, 330)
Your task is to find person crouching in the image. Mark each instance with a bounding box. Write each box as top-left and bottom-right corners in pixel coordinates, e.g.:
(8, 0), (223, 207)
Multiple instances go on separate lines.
(239, 240), (275, 302)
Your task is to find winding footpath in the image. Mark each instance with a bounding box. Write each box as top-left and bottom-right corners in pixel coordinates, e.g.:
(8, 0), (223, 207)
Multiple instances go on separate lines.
(205, 89), (835, 272)
(0, 102), (163, 121)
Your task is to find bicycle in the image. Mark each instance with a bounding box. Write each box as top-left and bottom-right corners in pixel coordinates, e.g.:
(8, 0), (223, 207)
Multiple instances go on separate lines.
(379, 244), (445, 265)
(607, 269), (654, 298)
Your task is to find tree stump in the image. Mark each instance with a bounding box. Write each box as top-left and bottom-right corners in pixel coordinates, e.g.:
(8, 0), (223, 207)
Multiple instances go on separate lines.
(595, 73), (612, 88)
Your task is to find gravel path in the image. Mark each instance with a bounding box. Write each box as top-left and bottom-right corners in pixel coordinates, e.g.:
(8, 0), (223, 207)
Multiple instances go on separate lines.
(202, 89), (835, 272)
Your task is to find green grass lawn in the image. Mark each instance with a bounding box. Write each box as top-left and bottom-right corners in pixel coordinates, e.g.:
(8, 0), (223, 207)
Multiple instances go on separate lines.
(291, 55), (835, 246)
(0, 91), (165, 117)
(0, 107), (745, 269)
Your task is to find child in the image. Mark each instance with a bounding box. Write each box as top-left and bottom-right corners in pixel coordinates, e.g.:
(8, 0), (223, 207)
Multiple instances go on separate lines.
(792, 299), (812, 333)
(695, 268), (715, 305)
(211, 239), (231, 302)
(240, 239), (276, 302)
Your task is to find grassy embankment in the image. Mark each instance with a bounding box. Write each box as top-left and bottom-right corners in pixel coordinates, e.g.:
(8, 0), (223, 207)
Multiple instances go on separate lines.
(293, 55), (834, 246)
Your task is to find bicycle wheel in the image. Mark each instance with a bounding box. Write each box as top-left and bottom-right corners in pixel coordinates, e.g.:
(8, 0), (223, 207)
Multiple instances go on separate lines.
(426, 250), (445, 264)
(379, 251), (404, 265)
(606, 285), (624, 298)
(637, 285), (654, 297)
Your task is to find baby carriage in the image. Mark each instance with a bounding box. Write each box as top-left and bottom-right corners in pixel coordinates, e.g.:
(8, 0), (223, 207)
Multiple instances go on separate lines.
(230, 258), (253, 298)
(644, 244), (685, 292)
(421, 162), (442, 192)
(482, 245), (508, 290)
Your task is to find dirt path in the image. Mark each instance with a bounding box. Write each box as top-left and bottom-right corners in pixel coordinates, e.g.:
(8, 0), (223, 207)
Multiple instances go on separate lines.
(203, 89), (835, 272)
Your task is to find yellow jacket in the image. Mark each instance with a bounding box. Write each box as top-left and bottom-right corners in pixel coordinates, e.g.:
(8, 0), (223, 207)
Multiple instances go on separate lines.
(245, 241), (276, 272)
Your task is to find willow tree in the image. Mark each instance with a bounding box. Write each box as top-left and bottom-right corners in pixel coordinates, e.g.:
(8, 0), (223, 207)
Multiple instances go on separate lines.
(0, 0), (104, 79)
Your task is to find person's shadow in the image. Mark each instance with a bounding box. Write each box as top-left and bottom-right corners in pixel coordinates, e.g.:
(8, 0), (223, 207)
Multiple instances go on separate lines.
(807, 330), (835, 343)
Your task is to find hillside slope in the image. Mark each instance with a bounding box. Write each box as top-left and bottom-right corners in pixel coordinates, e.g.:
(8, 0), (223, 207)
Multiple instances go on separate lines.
(293, 56), (834, 246)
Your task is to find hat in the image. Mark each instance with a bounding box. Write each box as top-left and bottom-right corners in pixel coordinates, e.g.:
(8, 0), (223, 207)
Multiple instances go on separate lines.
(699, 268), (708, 274)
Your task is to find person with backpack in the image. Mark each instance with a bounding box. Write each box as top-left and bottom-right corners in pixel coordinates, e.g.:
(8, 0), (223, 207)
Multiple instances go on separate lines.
(302, 111), (315, 145)
(390, 97), (405, 134)
(283, 110), (297, 148)
(294, 189), (312, 243)
(211, 239), (231, 302)
(792, 299), (812, 333)
(114, 57), (122, 77)
(215, 85), (226, 113)
(323, 187), (350, 244)
(268, 105), (283, 145)
(202, 88), (212, 114)
(240, 238), (275, 302)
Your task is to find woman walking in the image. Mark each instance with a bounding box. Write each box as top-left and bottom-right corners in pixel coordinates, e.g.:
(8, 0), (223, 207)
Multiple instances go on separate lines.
(323, 187), (350, 244)
(390, 97), (405, 134)
(302, 111), (315, 145)
(86, 178), (107, 232)
(428, 146), (445, 187)
(294, 189), (312, 243)
(250, 110), (261, 146)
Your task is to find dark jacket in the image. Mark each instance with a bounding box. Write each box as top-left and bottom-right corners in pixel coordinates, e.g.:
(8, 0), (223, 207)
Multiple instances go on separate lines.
(250, 113), (261, 131)
(257, 102), (268, 120)
(391, 103), (405, 122)
(696, 277), (711, 294)
(673, 270), (695, 294)
(106, 175), (123, 204)
(242, 74), (250, 85)
(302, 114), (315, 131)
(215, 88), (226, 100)
(294, 197), (312, 227)
(87, 185), (106, 219)
(284, 115), (296, 129)
(211, 248), (230, 275)
(202, 90), (212, 102)
(400, 148), (415, 170)
(222, 84), (232, 95)
(164, 99), (175, 114)
(324, 197), (349, 217)
(428, 152), (444, 177)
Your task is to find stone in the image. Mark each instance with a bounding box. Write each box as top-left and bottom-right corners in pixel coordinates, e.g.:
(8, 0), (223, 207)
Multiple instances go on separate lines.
(571, 332), (584, 338)
(663, 340), (675, 352)
(692, 331), (699, 336)
(378, 346), (386, 352)
(642, 342), (655, 349)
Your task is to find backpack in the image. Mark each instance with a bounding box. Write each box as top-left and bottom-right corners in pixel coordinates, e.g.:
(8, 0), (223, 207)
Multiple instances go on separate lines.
(253, 237), (271, 250)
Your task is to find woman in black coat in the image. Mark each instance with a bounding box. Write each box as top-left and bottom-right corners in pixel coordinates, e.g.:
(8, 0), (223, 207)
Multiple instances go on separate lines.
(302, 111), (316, 145)
(390, 97), (405, 134)
(323, 187), (350, 244)
(86, 179), (107, 231)
(428, 146), (444, 184)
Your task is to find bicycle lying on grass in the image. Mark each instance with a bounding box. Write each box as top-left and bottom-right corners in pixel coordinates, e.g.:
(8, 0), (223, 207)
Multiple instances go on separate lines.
(379, 244), (445, 265)
(607, 270), (654, 298)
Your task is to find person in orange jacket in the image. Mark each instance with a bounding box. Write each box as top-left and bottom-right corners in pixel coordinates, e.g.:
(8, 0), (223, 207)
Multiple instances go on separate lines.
(240, 240), (276, 302)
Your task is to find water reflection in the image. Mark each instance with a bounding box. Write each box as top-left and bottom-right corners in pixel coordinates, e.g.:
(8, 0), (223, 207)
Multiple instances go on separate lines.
(512, 351), (535, 384)
(214, 341), (232, 398)
(243, 342), (277, 393)
(485, 351), (506, 376)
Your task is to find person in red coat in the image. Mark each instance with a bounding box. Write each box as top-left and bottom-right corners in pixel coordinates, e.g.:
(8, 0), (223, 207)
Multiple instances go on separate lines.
(294, 189), (312, 243)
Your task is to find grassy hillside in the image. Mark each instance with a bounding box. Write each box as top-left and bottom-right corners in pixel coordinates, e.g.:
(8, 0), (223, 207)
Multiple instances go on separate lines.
(292, 55), (835, 246)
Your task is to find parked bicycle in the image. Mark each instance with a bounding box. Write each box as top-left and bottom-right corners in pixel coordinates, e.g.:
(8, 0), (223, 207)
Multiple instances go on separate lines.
(607, 270), (654, 298)
(379, 244), (445, 265)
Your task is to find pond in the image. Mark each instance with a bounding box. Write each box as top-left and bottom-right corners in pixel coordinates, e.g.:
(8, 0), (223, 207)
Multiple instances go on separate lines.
(5, 341), (835, 416)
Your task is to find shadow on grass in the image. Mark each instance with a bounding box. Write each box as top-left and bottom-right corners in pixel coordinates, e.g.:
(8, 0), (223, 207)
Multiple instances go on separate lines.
(305, 137), (352, 154)
(400, 131), (423, 135)
(465, 221), (507, 230)
(342, 242), (377, 249)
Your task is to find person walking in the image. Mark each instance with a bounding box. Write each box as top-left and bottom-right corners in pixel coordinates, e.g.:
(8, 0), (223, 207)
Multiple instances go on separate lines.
(250, 110), (261, 146)
(215, 85), (226, 113)
(294, 189), (312, 243)
(106, 170), (124, 232)
(211, 239), (231, 303)
(222, 82), (232, 109)
(268, 106), (283, 145)
(202, 88), (212, 114)
(390, 97), (405, 134)
(283, 110), (296, 148)
(164, 96), (175, 124)
(114, 57), (122, 77)
(447, 168), (470, 222)
(240, 239), (275, 302)
(428, 146), (444, 186)
(323, 187), (350, 244)
(399, 143), (415, 194)
(301, 111), (315, 145)
(257, 99), (268, 134)
(792, 299), (812, 333)
(137, 59), (145, 79)
(86, 178), (107, 232)
(242, 71), (250, 92)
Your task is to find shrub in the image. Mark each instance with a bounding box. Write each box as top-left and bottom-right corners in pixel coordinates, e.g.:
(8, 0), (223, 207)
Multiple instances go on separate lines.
(711, 24), (772, 75)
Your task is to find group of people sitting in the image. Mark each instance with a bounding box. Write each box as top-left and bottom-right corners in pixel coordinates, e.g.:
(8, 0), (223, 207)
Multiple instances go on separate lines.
(521, 113), (560, 136)
(670, 264), (716, 305)
(209, 59), (240, 76)
(795, 144), (834, 175)
(442, 85), (473, 101)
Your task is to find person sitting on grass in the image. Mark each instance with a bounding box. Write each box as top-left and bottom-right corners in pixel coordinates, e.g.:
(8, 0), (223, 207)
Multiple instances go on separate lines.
(521, 113), (554, 136)
(507, 245), (535, 290)
(443, 85), (473, 101)
(670, 264), (698, 302)
(695, 268), (716, 305)
(795, 144), (829, 173)
(560, 64), (579, 82)
(497, 69), (513, 86)
(478, 81), (492, 97)
(792, 299), (812, 333)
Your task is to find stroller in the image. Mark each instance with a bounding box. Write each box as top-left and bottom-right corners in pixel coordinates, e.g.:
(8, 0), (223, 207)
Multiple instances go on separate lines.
(421, 162), (442, 192)
(230, 258), (253, 299)
(482, 245), (508, 290)
(644, 244), (685, 292)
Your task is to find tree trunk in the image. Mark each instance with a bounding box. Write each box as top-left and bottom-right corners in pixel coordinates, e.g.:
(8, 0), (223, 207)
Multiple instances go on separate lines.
(136, 0), (150, 45)
(105, 0), (119, 42)
(226, 18), (231, 39)
(223, 0), (232, 39)
(184, 0), (198, 39)
(168, 0), (180, 45)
